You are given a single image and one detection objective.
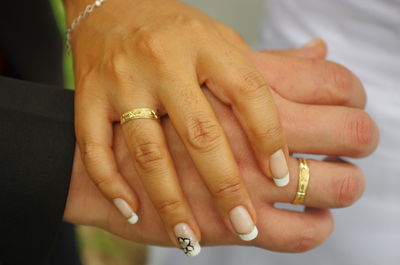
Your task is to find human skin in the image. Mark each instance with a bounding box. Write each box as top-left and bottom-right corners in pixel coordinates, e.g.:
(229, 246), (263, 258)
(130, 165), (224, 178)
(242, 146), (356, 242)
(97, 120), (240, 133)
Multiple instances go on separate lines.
(64, 0), (292, 246)
(64, 0), (376, 249)
(64, 46), (379, 253)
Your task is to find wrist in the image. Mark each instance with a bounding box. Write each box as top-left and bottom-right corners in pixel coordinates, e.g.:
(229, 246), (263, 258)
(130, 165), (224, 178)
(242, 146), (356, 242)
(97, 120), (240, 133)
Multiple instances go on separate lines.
(64, 0), (185, 37)
(64, 0), (152, 29)
(64, 0), (97, 24)
(64, 0), (141, 51)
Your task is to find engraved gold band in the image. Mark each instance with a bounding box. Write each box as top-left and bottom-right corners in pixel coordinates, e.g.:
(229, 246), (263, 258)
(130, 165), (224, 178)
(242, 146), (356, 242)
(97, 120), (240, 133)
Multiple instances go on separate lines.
(292, 158), (310, 205)
(120, 108), (160, 124)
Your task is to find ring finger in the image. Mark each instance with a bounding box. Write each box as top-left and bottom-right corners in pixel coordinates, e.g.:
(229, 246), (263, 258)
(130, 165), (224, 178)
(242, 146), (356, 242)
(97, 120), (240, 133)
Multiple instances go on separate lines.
(118, 97), (201, 257)
(267, 157), (365, 209)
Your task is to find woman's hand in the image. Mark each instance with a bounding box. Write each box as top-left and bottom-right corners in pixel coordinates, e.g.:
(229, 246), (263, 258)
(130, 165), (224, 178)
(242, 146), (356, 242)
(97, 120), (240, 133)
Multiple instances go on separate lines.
(65, 0), (289, 252)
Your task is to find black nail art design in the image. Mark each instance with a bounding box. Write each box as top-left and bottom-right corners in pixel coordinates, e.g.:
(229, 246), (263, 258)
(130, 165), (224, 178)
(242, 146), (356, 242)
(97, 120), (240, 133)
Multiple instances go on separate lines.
(178, 237), (195, 255)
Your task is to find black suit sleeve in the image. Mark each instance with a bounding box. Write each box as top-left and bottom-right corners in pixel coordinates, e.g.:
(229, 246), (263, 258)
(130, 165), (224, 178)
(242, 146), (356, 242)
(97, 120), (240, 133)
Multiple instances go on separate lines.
(0, 76), (75, 265)
(0, 0), (63, 86)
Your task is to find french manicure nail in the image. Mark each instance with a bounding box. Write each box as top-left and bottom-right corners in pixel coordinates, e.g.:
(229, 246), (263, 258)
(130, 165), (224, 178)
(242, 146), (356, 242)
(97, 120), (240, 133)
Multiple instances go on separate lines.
(229, 206), (258, 241)
(113, 198), (139, 224)
(174, 223), (201, 257)
(270, 149), (290, 187)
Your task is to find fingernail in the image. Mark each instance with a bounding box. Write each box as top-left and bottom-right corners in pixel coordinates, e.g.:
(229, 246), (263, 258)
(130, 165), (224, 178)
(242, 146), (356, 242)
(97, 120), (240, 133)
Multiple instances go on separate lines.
(302, 38), (321, 48)
(174, 223), (201, 257)
(270, 149), (290, 187)
(113, 198), (139, 224)
(229, 206), (258, 241)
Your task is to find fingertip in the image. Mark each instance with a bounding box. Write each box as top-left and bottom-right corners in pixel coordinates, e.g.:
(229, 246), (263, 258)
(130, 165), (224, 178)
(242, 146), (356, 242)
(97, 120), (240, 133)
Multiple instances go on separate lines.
(297, 38), (328, 59)
(301, 38), (323, 48)
(229, 205), (258, 241)
(237, 226), (258, 241)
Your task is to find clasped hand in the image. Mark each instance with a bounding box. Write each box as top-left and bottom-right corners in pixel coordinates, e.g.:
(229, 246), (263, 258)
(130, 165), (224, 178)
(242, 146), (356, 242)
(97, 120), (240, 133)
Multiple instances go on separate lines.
(64, 44), (379, 252)
(64, 0), (378, 255)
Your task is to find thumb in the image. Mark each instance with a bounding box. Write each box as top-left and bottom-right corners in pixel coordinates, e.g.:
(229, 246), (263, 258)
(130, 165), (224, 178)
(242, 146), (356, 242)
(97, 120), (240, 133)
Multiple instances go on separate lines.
(259, 38), (328, 59)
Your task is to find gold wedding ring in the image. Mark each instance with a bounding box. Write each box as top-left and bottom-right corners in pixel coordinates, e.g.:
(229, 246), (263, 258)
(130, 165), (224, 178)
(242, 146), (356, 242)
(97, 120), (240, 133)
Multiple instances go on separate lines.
(120, 108), (160, 124)
(292, 158), (310, 205)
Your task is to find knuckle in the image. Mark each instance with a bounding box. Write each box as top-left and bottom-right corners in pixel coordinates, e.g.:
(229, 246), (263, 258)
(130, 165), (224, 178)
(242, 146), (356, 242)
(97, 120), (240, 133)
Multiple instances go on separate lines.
(343, 112), (377, 156)
(155, 199), (184, 216)
(92, 175), (113, 191)
(134, 142), (164, 170)
(212, 179), (243, 200)
(251, 124), (283, 151)
(75, 69), (98, 93)
(186, 115), (222, 151)
(134, 28), (167, 61)
(237, 71), (268, 99)
(294, 224), (318, 252)
(256, 123), (283, 139)
(176, 15), (208, 32)
(80, 142), (103, 164)
(219, 25), (245, 44)
(326, 64), (355, 104)
(108, 52), (130, 79)
(335, 168), (364, 207)
(282, 219), (318, 252)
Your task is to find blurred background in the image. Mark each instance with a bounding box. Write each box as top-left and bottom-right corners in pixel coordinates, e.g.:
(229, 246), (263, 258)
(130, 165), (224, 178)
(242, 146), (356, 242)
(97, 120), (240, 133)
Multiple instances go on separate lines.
(50, 0), (266, 264)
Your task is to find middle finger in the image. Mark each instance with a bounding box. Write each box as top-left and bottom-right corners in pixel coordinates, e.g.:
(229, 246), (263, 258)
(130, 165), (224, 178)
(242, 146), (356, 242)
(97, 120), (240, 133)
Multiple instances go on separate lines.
(158, 74), (259, 242)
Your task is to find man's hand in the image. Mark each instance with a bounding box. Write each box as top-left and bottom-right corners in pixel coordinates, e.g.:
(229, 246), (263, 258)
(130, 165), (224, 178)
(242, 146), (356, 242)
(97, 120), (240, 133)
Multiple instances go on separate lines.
(64, 42), (379, 253)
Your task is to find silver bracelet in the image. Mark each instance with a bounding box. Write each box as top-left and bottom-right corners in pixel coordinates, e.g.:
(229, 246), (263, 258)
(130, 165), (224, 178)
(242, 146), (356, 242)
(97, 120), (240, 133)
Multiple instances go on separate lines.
(66, 0), (108, 51)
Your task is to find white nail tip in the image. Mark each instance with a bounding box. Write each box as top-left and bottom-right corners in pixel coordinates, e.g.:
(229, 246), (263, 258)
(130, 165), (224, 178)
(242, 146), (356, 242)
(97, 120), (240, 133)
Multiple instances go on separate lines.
(186, 243), (201, 257)
(175, 223), (201, 257)
(274, 173), (290, 187)
(238, 226), (258, 241)
(127, 213), (139, 224)
(177, 237), (201, 257)
(113, 198), (139, 224)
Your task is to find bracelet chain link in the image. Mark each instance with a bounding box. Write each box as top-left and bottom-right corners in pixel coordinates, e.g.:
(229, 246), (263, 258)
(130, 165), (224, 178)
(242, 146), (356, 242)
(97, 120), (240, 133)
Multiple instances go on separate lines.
(66, 0), (108, 52)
